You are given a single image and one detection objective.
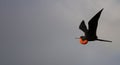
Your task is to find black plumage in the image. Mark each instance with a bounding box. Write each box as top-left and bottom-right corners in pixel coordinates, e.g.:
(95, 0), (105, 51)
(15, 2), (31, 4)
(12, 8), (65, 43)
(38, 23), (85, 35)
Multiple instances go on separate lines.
(79, 8), (112, 42)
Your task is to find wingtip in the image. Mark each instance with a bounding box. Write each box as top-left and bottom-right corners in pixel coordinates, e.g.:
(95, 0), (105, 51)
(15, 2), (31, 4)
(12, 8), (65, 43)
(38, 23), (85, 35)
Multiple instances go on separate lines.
(99, 8), (103, 11)
(97, 8), (104, 14)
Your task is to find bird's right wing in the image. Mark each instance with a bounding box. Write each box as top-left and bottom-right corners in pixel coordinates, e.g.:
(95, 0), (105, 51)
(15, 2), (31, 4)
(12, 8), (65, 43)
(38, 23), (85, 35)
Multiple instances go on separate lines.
(88, 8), (103, 37)
(79, 20), (88, 34)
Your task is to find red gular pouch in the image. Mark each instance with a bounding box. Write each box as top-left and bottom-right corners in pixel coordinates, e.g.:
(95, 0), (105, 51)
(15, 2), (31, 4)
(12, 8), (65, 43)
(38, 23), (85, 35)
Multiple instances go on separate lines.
(80, 38), (88, 45)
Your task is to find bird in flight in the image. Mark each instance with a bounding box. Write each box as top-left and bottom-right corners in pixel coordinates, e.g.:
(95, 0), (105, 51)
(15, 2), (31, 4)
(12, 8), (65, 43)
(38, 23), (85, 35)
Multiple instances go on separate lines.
(76, 8), (112, 45)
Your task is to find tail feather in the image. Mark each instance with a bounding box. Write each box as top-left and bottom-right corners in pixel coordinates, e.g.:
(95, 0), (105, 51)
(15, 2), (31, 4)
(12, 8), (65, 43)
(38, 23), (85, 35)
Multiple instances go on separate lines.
(96, 39), (112, 42)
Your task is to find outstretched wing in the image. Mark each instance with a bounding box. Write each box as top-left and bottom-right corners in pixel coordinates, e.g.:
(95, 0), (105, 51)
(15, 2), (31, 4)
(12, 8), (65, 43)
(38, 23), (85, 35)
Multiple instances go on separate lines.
(79, 20), (88, 35)
(88, 8), (103, 37)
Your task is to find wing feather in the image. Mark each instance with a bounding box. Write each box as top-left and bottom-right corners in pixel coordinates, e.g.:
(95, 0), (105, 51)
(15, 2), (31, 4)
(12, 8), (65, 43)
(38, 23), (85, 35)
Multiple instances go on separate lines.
(88, 8), (103, 37)
(79, 20), (88, 35)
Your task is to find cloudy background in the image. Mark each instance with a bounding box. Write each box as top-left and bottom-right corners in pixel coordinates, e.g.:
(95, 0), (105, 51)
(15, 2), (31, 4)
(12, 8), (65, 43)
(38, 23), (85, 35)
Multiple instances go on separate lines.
(1, 0), (120, 65)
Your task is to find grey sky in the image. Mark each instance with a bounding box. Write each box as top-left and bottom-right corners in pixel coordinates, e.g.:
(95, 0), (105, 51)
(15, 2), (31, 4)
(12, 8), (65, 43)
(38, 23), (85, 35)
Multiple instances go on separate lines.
(1, 0), (120, 65)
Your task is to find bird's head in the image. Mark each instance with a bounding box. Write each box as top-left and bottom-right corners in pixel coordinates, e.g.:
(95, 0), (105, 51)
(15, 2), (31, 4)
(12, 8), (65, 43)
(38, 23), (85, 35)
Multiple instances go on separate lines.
(80, 36), (88, 45)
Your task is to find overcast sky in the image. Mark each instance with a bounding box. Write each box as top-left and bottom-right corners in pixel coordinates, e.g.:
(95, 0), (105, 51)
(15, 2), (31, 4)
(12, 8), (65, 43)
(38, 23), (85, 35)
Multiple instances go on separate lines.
(1, 0), (120, 65)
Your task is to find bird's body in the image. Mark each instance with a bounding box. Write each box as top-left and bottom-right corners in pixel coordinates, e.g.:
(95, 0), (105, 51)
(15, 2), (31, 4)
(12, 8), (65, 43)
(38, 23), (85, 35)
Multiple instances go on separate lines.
(77, 8), (112, 45)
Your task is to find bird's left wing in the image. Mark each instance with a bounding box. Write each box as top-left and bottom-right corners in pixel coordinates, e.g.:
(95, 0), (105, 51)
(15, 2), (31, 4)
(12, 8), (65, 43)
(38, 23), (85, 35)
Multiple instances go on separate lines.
(79, 20), (88, 35)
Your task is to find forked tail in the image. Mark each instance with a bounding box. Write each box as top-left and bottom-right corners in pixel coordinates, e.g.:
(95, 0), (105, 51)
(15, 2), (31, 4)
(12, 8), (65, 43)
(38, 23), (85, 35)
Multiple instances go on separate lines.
(96, 39), (112, 42)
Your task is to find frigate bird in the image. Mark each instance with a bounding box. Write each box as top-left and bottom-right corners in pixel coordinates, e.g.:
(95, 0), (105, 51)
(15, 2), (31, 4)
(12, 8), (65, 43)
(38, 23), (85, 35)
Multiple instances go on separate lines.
(76, 8), (112, 45)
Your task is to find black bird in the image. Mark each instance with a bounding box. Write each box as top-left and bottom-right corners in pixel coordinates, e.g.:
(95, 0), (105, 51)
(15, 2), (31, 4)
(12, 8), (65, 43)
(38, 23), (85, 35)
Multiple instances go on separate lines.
(76, 8), (112, 45)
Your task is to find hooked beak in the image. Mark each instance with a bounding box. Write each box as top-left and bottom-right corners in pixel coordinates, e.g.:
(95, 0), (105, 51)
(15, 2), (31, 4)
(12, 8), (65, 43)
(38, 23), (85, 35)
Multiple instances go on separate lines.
(75, 37), (80, 39)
